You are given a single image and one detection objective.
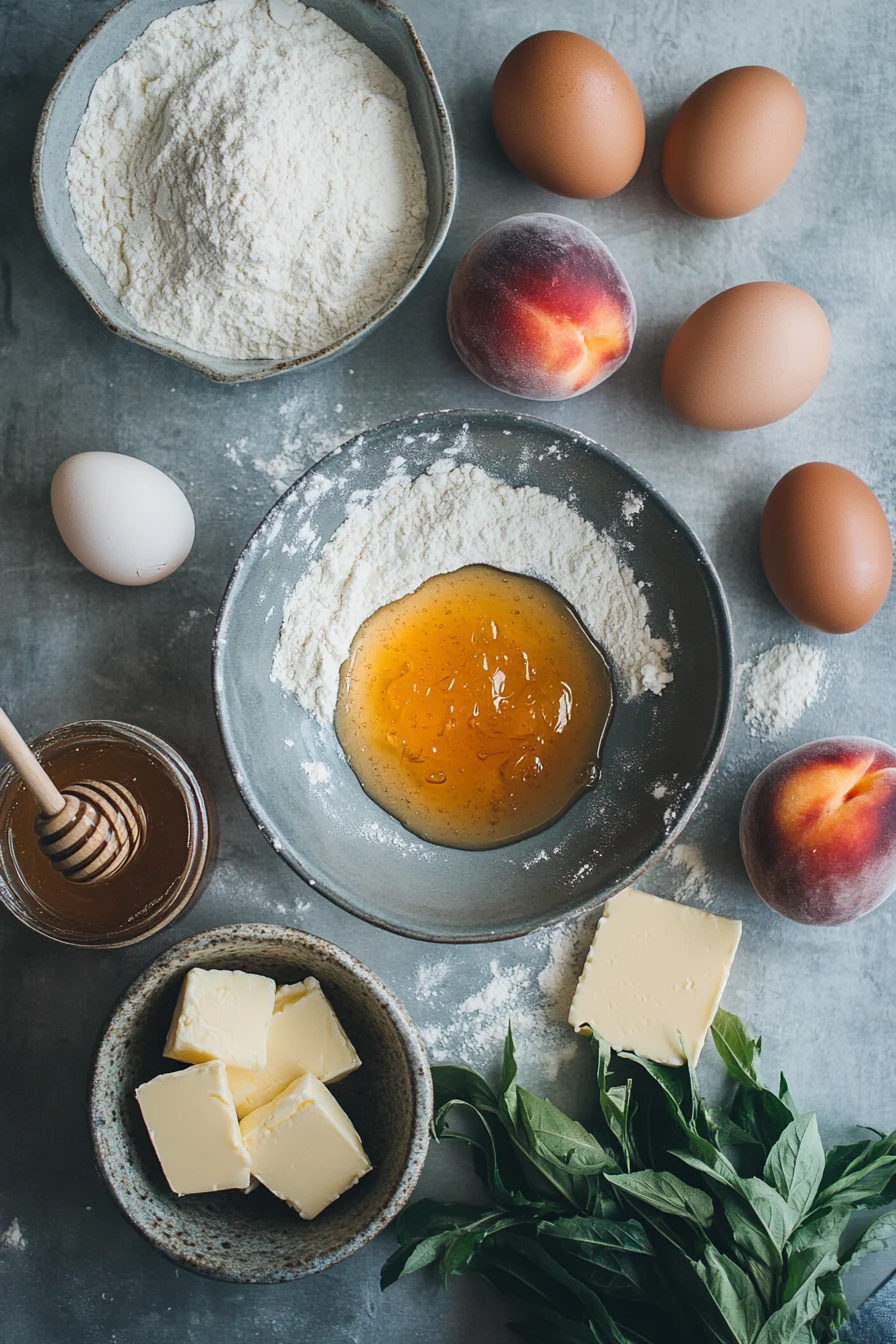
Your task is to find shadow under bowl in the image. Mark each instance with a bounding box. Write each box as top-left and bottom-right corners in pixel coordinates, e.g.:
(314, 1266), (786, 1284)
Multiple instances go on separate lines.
(89, 924), (432, 1281)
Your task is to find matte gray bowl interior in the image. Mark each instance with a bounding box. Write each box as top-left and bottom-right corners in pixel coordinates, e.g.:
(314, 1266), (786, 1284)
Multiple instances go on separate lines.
(89, 924), (432, 1283)
(214, 410), (734, 942)
(32, 0), (455, 383)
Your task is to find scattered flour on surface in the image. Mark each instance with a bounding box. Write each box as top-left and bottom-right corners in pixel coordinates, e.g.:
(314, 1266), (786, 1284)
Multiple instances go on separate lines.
(1, 1220), (26, 1252)
(666, 843), (713, 907)
(300, 761), (330, 785)
(224, 394), (365, 495)
(67, 0), (427, 361)
(415, 915), (595, 1083)
(621, 491), (645, 524)
(742, 642), (827, 739)
(274, 455), (673, 723)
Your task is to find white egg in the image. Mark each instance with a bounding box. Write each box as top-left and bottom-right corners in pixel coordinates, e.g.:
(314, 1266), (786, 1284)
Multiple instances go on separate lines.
(50, 452), (195, 586)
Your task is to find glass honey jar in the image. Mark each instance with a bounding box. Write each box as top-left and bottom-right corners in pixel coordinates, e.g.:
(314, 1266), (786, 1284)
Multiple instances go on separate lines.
(0, 720), (214, 948)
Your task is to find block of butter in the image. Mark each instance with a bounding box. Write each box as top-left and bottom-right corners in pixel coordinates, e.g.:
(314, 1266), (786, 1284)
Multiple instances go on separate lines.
(136, 1060), (251, 1195)
(568, 888), (742, 1067)
(240, 1072), (372, 1219)
(227, 978), (361, 1120)
(164, 968), (275, 1072)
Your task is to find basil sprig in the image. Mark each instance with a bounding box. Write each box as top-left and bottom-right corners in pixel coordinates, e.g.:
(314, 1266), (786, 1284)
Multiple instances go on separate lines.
(382, 1009), (896, 1343)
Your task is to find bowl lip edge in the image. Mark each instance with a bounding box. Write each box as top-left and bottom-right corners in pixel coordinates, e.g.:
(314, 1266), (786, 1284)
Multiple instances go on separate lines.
(30, 0), (457, 384)
(212, 406), (736, 944)
(87, 921), (434, 1283)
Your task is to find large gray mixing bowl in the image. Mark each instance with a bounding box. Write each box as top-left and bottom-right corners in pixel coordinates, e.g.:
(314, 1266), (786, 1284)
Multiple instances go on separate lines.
(33, 0), (455, 382)
(214, 410), (733, 941)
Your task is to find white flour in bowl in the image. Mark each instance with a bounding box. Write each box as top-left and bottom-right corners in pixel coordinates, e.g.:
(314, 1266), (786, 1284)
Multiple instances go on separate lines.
(273, 457), (673, 722)
(67, 0), (428, 360)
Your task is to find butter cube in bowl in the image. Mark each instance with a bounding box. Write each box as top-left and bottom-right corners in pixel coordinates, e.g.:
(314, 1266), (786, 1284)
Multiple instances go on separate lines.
(89, 925), (431, 1282)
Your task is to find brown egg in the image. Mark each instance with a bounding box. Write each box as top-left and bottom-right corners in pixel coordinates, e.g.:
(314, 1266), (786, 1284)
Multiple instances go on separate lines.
(662, 66), (805, 219)
(661, 282), (830, 431)
(491, 31), (645, 199)
(760, 463), (893, 633)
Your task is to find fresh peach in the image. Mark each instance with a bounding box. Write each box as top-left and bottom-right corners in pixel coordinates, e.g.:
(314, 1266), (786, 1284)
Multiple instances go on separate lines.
(446, 214), (635, 400)
(740, 737), (896, 926)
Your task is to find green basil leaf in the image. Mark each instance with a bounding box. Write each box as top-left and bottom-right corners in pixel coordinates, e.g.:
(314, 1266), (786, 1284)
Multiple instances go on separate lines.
(731, 1085), (796, 1155)
(763, 1114), (825, 1221)
(440, 1212), (531, 1286)
(782, 1207), (850, 1301)
(514, 1086), (619, 1213)
(434, 1098), (536, 1207)
(818, 1155), (896, 1209)
(380, 1227), (461, 1288)
(606, 1171), (714, 1229)
(707, 1107), (767, 1153)
(538, 1215), (654, 1259)
(840, 1207), (896, 1274)
(602, 1084), (629, 1150)
(738, 1177), (799, 1247)
(394, 1197), (491, 1246)
(672, 1142), (743, 1192)
(754, 1273), (824, 1344)
(814, 1271), (850, 1338)
(818, 1131), (896, 1208)
(507, 1305), (603, 1343)
(432, 1063), (499, 1116)
(695, 1243), (764, 1344)
(491, 1232), (631, 1344)
(711, 1010), (762, 1089)
(777, 1074), (798, 1117)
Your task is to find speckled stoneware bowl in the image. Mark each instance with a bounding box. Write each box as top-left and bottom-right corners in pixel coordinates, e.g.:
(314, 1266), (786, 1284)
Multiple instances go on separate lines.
(214, 409), (734, 942)
(32, 0), (455, 383)
(89, 924), (432, 1282)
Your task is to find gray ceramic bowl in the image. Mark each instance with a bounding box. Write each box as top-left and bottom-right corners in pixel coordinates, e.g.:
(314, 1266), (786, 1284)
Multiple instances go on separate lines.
(32, 0), (455, 383)
(89, 924), (432, 1281)
(214, 409), (734, 942)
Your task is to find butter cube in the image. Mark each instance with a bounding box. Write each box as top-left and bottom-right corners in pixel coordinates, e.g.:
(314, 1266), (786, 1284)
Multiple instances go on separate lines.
(240, 1072), (371, 1219)
(136, 1061), (251, 1195)
(227, 978), (361, 1119)
(568, 888), (742, 1066)
(163, 968), (275, 1071)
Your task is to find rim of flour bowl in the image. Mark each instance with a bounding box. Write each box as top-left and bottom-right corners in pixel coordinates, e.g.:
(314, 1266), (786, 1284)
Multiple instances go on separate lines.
(213, 408), (736, 943)
(31, 0), (457, 383)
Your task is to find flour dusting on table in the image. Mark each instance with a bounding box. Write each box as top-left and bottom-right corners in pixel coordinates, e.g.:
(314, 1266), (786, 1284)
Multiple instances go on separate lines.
(273, 458), (673, 722)
(414, 916), (595, 1082)
(742, 642), (827, 739)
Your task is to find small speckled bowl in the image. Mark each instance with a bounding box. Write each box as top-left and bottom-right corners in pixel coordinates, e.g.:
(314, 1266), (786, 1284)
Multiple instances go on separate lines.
(89, 924), (432, 1281)
(32, 0), (455, 382)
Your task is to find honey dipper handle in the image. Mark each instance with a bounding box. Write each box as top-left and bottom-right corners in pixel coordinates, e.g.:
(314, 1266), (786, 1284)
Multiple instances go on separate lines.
(0, 706), (66, 818)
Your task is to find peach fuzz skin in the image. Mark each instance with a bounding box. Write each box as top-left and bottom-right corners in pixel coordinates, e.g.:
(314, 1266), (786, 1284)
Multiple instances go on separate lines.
(740, 737), (896, 926)
(446, 215), (635, 401)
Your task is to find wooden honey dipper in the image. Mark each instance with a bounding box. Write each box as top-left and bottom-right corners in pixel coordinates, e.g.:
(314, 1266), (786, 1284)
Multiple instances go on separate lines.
(0, 706), (146, 884)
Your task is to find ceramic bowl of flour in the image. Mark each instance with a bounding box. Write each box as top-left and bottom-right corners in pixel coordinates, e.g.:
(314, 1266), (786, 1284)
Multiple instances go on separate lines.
(32, 0), (455, 382)
(214, 409), (734, 942)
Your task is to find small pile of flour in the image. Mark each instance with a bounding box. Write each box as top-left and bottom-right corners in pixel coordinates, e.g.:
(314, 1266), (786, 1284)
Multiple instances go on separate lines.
(67, 0), (427, 360)
(742, 642), (827, 739)
(273, 459), (673, 722)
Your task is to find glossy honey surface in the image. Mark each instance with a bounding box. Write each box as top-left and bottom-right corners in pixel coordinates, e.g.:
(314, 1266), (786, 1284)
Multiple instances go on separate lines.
(334, 565), (614, 848)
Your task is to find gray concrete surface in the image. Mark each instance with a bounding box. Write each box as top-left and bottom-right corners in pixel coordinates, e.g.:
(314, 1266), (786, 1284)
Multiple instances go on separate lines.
(1, 0), (895, 1339)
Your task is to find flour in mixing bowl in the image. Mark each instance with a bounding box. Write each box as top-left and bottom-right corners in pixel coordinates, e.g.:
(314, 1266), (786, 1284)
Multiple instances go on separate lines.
(273, 456), (673, 723)
(67, 0), (428, 360)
